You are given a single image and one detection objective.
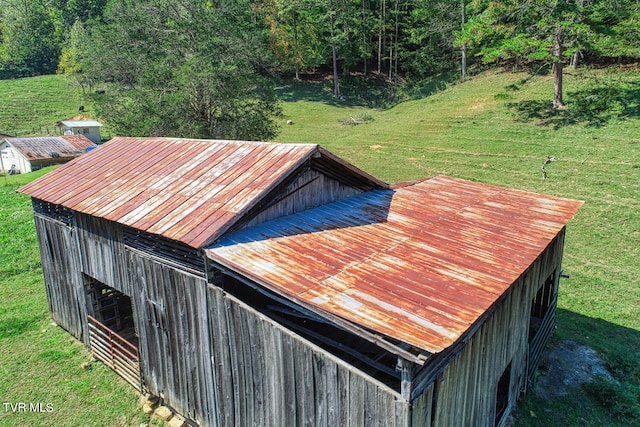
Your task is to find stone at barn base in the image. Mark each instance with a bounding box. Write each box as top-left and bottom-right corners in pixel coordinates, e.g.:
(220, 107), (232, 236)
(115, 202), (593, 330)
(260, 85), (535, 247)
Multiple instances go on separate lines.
(154, 405), (173, 421)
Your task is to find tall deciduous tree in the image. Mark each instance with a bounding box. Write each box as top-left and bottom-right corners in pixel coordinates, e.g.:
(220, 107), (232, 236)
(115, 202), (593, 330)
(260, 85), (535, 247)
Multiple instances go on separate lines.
(402, 0), (460, 78)
(329, 1), (341, 97)
(58, 20), (92, 92)
(461, 0), (468, 78)
(82, 0), (280, 140)
(0, 0), (61, 77)
(258, 0), (326, 80)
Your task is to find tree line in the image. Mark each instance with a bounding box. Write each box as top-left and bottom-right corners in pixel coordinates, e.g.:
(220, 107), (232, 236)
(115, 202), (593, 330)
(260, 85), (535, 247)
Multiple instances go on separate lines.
(1, 0), (638, 139)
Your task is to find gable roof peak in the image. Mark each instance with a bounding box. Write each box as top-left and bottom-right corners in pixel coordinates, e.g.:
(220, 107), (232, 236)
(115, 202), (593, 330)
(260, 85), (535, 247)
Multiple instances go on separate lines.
(19, 137), (383, 248)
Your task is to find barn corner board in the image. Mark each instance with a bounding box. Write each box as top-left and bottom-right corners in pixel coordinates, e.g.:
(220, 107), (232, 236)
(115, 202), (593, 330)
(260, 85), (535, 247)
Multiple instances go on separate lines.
(19, 137), (582, 426)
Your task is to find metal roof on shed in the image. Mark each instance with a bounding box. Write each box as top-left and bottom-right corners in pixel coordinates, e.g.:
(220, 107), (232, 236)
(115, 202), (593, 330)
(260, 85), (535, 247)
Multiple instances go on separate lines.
(18, 137), (333, 248)
(206, 176), (583, 355)
(59, 120), (103, 128)
(2, 135), (95, 160)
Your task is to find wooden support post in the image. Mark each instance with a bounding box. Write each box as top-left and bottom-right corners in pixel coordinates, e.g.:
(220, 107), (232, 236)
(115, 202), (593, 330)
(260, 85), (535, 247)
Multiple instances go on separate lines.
(203, 254), (219, 285)
(397, 357), (412, 401)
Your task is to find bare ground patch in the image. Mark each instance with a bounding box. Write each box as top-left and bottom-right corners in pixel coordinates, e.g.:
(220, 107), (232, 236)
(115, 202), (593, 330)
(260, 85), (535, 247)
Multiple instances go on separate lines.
(534, 340), (614, 401)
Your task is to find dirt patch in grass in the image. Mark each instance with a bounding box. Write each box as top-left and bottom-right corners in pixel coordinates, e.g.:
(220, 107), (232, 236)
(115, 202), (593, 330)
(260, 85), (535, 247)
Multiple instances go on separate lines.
(469, 100), (489, 110)
(534, 340), (614, 400)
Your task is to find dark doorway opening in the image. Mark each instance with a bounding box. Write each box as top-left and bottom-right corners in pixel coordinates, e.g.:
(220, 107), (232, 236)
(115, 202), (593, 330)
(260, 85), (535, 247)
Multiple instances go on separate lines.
(84, 275), (137, 347)
(529, 271), (555, 342)
(527, 270), (558, 384)
(495, 362), (512, 426)
(84, 275), (142, 392)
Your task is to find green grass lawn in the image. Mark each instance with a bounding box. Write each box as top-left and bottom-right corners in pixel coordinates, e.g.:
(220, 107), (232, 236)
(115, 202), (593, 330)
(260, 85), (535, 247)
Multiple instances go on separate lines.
(1, 68), (639, 425)
(0, 170), (147, 427)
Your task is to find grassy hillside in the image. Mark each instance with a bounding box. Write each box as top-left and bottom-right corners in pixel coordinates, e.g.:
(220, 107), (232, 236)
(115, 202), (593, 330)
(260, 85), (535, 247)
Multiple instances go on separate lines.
(1, 68), (639, 425)
(276, 67), (640, 425)
(0, 75), (96, 137)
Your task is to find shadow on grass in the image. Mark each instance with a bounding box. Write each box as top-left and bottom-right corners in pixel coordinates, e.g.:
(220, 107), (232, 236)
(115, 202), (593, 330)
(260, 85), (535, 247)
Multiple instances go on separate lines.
(507, 80), (640, 129)
(512, 307), (640, 426)
(274, 70), (459, 109)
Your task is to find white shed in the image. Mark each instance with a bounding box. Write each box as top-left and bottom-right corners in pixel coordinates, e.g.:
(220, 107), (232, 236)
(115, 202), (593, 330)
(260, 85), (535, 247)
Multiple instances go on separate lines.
(58, 120), (103, 144)
(0, 140), (30, 174)
(0, 135), (95, 174)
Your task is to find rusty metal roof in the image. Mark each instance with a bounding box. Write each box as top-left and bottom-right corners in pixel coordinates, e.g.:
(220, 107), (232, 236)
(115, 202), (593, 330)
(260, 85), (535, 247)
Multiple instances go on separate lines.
(206, 176), (583, 355)
(3, 136), (95, 160)
(63, 135), (96, 151)
(18, 137), (342, 248)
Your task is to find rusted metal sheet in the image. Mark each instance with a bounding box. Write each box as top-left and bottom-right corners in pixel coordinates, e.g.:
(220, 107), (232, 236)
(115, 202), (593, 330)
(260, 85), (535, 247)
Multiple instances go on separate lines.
(19, 137), (320, 248)
(3, 135), (94, 160)
(206, 176), (583, 355)
(61, 135), (96, 151)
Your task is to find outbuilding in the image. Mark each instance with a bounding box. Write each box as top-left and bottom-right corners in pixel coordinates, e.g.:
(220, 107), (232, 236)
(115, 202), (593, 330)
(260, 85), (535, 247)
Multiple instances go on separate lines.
(19, 137), (582, 426)
(1, 135), (95, 174)
(57, 119), (103, 144)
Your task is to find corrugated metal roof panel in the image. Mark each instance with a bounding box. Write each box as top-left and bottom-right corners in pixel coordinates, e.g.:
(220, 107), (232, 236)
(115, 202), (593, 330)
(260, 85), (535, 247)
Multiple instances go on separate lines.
(61, 135), (96, 151)
(3, 136), (94, 160)
(206, 176), (583, 354)
(19, 137), (320, 248)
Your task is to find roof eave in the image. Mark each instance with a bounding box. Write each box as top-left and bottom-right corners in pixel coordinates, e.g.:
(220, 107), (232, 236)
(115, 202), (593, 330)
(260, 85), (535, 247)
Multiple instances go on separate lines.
(207, 253), (429, 365)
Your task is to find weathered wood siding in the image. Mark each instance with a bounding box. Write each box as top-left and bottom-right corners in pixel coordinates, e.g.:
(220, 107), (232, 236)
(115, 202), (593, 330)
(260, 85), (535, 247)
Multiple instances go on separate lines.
(411, 383), (434, 427)
(32, 194), (408, 427)
(75, 214), (127, 294)
(237, 169), (362, 231)
(410, 230), (565, 427)
(206, 286), (410, 427)
(127, 252), (213, 425)
(34, 215), (88, 343)
(122, 252), (409, 427)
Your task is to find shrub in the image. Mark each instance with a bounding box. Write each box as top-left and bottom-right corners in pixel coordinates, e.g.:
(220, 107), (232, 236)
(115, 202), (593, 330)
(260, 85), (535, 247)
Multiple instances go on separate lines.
(339, 112), (374, 126)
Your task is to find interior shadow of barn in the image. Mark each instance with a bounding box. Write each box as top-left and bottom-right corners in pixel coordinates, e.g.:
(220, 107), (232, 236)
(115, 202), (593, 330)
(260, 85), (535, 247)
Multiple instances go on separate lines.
(85, 276), (137, 346)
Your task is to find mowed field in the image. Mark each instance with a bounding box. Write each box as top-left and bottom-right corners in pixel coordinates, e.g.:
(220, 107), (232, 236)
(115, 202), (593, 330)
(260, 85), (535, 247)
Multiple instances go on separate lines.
(1, 68), (638, 425)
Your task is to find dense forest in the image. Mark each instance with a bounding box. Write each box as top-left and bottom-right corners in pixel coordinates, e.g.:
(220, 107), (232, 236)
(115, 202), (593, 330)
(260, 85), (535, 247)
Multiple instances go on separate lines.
(1, 0), (639, 139)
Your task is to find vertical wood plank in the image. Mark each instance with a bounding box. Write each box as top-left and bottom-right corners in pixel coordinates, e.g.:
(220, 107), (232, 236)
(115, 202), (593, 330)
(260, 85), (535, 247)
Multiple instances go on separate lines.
(281, 333), (298, 426)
